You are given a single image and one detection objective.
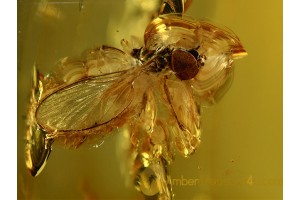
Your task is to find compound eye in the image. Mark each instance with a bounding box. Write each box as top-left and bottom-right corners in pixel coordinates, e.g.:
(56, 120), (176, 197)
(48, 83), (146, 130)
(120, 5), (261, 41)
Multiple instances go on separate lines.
(171, 49), (200, 80)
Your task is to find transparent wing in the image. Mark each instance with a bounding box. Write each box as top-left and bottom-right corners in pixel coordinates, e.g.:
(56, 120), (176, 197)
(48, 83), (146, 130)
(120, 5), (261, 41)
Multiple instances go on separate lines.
(36, 71), (135, 132)
(41, 46), (139, 98)
(195, 20), (246, 57)
(191, 53), (235, 104)
(143, 14), (247, 104)
(190, 19), (247, 104)
(164, 79), (201, 157)
(26, 47), (140, 175)
(144, 14), (246, 57)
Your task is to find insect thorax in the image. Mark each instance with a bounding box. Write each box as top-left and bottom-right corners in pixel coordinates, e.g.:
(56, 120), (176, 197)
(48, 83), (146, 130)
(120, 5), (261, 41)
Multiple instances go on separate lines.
(131, 46), (206, 80)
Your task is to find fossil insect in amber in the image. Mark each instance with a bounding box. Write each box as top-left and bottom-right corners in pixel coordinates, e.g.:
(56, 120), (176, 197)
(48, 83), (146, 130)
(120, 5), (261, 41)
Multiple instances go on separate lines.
(25, 3), (246, 199)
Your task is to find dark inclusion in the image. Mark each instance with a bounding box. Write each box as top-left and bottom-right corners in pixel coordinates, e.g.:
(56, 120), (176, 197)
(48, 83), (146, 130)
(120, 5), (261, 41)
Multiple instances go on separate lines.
(131, 47), (206, 80)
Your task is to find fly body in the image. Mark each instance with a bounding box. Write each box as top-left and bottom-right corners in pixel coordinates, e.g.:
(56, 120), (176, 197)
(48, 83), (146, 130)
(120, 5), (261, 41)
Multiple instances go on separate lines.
(25, 2), (247, 199)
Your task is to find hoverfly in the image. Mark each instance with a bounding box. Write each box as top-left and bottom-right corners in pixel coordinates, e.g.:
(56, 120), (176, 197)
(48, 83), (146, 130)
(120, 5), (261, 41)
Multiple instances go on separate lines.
(25, 1), (247, 199)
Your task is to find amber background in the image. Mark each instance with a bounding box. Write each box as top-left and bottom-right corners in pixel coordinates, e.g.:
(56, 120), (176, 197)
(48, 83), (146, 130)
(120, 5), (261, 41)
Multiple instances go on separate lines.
(17, 0), (282, 199)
